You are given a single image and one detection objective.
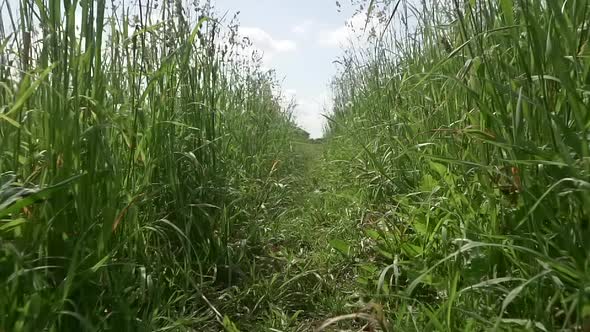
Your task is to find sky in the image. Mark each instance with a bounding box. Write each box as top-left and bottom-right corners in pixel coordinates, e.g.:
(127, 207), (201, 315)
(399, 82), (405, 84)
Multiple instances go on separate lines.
(210, 0), (366, 138)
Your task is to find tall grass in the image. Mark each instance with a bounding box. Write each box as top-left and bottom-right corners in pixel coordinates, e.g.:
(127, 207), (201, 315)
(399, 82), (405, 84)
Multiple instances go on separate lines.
(5, 0), (590, 330)
(327, 0), (590, 330)
(0, 0), (299, 330)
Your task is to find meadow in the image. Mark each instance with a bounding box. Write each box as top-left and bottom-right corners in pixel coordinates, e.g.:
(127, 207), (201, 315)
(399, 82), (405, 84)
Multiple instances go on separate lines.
(1, 0), (589, 331)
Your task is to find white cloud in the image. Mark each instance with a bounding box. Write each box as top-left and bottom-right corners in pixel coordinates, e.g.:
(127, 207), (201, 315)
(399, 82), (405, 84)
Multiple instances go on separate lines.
(239, 26), (296, 63)
(291, 91), (332, 139)
(291, 19), (313, 35)
(318, 25), (350, 47)
(284, 89), (298, 99)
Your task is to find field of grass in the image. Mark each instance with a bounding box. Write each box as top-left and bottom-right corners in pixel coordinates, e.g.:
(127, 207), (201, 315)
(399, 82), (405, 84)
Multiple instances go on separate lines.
(1, 0), (590, 331)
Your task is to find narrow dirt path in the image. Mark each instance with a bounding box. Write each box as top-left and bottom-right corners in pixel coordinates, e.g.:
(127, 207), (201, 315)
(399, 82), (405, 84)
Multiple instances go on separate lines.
(248, 140), (367, 331)
(217, 139), (371, 331)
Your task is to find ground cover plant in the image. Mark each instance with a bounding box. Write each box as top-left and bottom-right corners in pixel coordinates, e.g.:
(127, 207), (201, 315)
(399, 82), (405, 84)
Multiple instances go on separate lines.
(1, 0), (590, 331)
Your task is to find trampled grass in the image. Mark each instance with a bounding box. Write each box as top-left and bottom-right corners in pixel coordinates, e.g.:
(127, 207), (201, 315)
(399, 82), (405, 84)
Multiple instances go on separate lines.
(2, 0), (590, 331)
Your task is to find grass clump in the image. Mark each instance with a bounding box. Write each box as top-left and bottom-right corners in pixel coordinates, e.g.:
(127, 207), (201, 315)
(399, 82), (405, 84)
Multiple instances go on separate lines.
(325, 0), (590, 330)
(0, 0), (302, 330)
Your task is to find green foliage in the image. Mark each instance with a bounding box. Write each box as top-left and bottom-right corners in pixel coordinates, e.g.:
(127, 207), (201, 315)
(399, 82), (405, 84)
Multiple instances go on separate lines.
(326, 0), (590, 330)
(0, 0), (300, 330)
(4, 0), (590, 331)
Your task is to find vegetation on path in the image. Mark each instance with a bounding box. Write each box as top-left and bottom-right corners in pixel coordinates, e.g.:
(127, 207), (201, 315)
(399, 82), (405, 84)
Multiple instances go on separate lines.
(2, 0), (590, 331)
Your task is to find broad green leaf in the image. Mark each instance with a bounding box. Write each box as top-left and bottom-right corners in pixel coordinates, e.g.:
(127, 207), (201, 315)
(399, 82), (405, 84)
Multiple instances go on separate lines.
(329, 239), (351, 256)
(6, 64), (56, 118)
(512, 87), (523, 142)
(0, 113), (19, 128)
(501, 270), (551, 313)
(365, 229), (381, 240)
(429, 161), (447, 177)
(413, 220), (428, 236)
(401, 243), (423, 257)
(90, 255), (111, 273)
(420, 174), (438, 192)
(500, 0), (514, 25)
(0, 173), (86, 218)
(0, 218), (27, 232)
